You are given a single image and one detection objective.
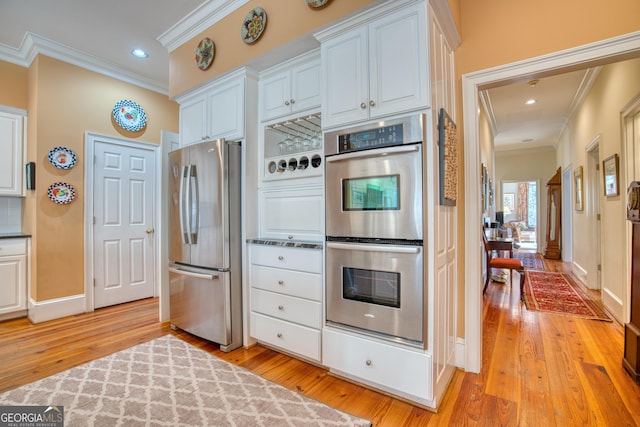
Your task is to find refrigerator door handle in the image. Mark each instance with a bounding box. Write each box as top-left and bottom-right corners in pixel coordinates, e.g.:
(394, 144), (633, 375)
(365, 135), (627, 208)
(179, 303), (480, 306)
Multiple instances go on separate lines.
(169, 267), (219, 280)
(190, 165), (199, 244)
(180, 165), (191, 244)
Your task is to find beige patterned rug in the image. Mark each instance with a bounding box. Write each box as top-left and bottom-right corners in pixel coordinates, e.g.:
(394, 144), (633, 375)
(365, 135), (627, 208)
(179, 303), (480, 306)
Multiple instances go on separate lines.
(0, 335), (371, 426)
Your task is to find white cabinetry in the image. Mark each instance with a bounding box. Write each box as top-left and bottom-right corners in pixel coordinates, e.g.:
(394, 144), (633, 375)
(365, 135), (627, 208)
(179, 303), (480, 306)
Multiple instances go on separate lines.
(177, 69), (250, 146)
(323, 327), (432, 403)
(249, 244), (323, 362)
(259, 186), (323, 242)
(317, 1), (429, 128)
(260, 51), (321, 122)
(0, 238), (27, 319)
(0, 109), (26, 196)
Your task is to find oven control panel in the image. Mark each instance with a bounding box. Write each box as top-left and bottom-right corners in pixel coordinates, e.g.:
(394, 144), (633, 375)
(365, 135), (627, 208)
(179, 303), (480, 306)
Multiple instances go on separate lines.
(325, 113), (425, 157)
(338, 124), (404, 153)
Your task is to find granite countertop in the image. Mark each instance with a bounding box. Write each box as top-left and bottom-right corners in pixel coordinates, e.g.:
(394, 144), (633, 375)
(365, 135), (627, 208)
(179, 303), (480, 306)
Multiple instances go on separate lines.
(247, 238), (323, 250)
(0, 233), (31, 239)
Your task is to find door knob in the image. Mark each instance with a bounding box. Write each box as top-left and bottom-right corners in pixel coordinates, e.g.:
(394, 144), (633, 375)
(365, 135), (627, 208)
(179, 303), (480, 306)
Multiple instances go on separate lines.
(146, 228), (154, 234)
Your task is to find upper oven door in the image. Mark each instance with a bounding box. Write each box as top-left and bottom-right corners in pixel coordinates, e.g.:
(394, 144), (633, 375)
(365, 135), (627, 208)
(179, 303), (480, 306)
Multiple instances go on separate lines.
(325, 144), (423, 240)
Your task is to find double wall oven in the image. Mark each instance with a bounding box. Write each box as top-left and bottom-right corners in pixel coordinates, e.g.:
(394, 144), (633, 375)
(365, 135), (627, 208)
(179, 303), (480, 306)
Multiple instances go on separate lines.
(324, 114), (426, 348)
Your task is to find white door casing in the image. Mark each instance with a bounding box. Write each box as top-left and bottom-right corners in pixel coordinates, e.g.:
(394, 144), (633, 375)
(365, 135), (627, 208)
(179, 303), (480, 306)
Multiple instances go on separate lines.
(463, 31), (640, 374)
(85, 133), (159, 310)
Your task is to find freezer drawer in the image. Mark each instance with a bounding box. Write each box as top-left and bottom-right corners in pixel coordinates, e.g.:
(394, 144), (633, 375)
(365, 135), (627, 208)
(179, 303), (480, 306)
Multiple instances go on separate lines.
(169, 264), (231, 346)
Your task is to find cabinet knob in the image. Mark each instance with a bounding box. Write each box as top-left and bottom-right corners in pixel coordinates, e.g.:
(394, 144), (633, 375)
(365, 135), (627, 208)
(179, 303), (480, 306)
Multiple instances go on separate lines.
(369, 100), (376, 107)
(365, 360), (372, 366)
(278, 305), (284, 311)
(284, 100), (290, 106)
(278, 255), (284, 261)
(277, 333), (283, 338)
(288, 235), (294, 240)
(360, 102), (367, 109)
(278, 280), (284, 285)
(290, 99), (295, 104)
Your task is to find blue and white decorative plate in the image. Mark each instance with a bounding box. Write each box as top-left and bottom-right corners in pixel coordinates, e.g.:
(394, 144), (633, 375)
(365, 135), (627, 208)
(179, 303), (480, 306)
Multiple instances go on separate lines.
(48, 146), (77, 170)
(113, 99), (147, 131)
(307, 0), (330, 8)
(47, 182), (75, 204)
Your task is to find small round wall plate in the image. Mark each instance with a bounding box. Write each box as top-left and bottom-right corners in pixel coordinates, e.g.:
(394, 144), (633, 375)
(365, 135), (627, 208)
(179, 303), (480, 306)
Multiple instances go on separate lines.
(241, 7), (267, 44)
(195, 37), (215, 70)
(47, 182), (76, 204)
(48, 146), (77, 170)
(113, 99), (147, 131)
(307, 0), (331, 8)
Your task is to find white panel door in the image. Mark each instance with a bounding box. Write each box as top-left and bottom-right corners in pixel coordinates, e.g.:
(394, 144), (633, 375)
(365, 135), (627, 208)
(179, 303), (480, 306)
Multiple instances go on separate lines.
(94, 141), (155, 308)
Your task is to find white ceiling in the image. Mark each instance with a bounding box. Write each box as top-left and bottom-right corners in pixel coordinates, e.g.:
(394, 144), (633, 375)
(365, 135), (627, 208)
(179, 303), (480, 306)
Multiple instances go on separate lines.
(481, 68), (598, 152)
(0, 0), (593, 146)
(0, 0), (250, 94)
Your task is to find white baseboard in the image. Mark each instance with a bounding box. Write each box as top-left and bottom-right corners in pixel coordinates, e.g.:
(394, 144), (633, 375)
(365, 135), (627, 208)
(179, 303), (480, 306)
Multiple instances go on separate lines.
(456, 337), (465, 368)
(28, 294), (88, 323)
(571, 261), (589, 287)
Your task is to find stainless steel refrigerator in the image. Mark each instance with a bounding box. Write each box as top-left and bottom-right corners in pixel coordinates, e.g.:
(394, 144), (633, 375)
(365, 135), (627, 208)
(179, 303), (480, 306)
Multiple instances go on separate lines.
(168, 139), (242, 352)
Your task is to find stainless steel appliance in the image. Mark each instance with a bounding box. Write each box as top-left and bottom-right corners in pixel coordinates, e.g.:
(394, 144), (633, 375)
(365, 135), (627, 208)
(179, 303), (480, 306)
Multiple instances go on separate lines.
(168, 139), (242, 352)
(324, 114), (426, 347)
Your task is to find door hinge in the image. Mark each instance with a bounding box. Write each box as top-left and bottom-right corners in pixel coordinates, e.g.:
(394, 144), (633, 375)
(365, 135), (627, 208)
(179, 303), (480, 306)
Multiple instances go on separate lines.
(597, 264), (602, 272)
(93, 278), (96, 287)
(597, 214), (601, 221)
(596, 163), (600, 171)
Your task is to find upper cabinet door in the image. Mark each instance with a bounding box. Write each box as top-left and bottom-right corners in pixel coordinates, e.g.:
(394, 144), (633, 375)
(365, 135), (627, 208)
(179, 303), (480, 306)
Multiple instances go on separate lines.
(209, 77), (245, 141)
(0, 111), (25, 197)
(320, 2), (430, 129)
(179, 96), (208, 146)
(321, 27), (369, 128)
(368, 3), (428, 119)
(259, 52), (321, 122)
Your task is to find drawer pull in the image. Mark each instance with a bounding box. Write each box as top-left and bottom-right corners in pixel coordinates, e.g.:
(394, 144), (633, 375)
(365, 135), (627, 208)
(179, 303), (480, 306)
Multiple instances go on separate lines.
(288, 235), (294, 240)
(278, 255), (284, 261)
(278, 280), (284, 285)
(278, 305), (284, 311)
(277, 333), (283, 338)
(365, 360), (372, 366)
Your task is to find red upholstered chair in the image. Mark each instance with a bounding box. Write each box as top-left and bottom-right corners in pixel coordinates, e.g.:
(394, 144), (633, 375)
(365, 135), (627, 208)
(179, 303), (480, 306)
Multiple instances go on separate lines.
(482, 232), (525, 300)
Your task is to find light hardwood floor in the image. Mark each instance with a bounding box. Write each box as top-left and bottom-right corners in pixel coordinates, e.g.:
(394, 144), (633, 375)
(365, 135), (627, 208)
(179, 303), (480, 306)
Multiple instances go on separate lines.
(1, 255), (640, 426)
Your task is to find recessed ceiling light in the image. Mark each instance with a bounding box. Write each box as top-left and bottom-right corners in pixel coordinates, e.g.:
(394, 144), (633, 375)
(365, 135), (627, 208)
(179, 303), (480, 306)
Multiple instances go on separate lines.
(131, 49), (148, 59)
(525, 99), (536, 105)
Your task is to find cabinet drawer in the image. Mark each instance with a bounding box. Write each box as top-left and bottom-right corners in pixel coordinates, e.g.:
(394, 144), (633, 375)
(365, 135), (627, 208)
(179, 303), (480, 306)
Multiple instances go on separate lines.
(323, 328), (432, 399)
(251, 245), (322, 273)
(250, 264), (321, 301)
(251, 288), (321, 329)
(250, 312), (321, 361)
(0, 239), (27, 256)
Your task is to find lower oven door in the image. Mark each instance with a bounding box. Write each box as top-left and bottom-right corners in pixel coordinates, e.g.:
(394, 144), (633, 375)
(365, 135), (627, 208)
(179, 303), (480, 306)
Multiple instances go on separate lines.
(326, 241), (424, 346)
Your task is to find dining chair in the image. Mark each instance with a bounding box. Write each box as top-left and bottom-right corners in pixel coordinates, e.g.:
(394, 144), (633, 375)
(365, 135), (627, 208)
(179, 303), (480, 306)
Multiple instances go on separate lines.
(482, 232), (526, 300)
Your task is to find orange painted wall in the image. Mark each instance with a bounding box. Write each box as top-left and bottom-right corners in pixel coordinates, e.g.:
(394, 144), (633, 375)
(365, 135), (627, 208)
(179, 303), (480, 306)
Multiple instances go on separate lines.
(0, 61), (28, 109)
(170, 0), (377, 97)
(22, 56), (179, 301)
(456, 0), (640, 76)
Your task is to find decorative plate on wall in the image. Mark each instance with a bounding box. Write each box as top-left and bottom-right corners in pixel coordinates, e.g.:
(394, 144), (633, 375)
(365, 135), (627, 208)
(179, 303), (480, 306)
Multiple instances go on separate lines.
(113, 99), (147, 131)
(241, 7), (267, 44)
(195, 37), (215, 70)
(47, 182), (76, 204)
(307, 0), (331, 8)
(48, 146), (77, 170)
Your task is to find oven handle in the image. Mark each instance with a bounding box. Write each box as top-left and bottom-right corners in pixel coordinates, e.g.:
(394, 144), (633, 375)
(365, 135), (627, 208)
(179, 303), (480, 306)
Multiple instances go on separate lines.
(324, 144), (419, 162)
(327, 241), (421, 254)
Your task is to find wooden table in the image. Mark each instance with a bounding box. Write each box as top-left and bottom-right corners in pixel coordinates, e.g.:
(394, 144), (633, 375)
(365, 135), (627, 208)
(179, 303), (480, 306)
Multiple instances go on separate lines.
(486, 237), (514, 258)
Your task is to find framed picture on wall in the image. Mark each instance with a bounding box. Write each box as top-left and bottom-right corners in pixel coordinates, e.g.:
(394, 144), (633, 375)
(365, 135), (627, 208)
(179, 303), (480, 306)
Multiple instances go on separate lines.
(503, 192), (515, 211)
(603, 154), (619, 197)
(574, 166), (584, 210)
(438, 108), (457, 206)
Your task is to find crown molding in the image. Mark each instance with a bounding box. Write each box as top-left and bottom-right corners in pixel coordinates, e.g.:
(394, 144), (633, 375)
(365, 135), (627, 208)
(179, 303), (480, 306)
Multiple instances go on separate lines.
(158, 0), (249, 52)
(0, 32), (169, 94)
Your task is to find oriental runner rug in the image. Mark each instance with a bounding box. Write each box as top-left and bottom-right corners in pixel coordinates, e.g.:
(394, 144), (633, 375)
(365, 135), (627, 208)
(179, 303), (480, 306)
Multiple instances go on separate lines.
(523, 271), (612, 321)
(0, 335), (371, 427)
(513, 251), (545, 270)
